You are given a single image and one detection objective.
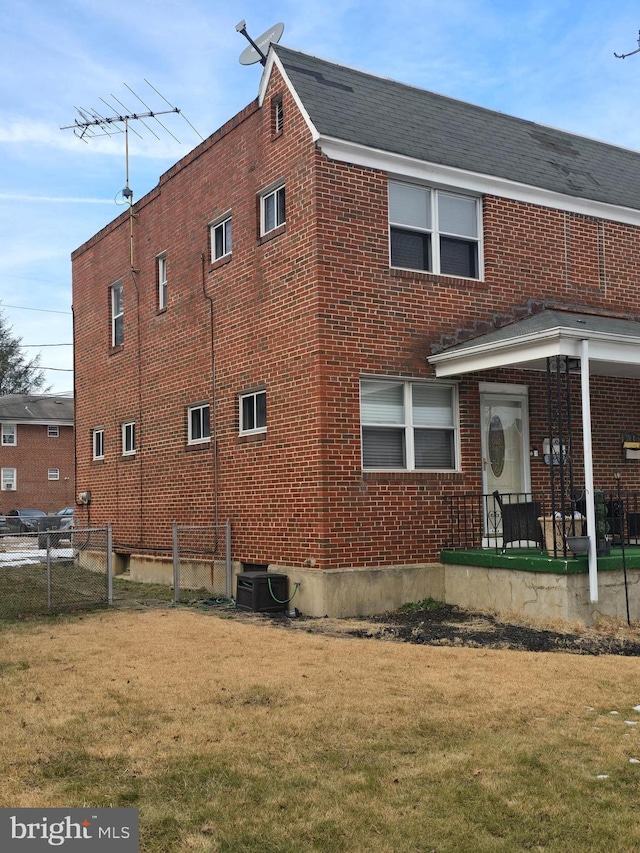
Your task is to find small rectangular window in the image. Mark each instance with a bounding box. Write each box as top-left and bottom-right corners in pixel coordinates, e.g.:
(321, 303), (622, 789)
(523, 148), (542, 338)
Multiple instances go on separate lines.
(47, 425), (59, 438)
(157, 253), (168, 310)
(48, 468), (60, 481)
(122, 421), (136, 456)
(188, 404), (211, 444)
(2, 468), (16, 490)
(239, 390), (267, 435)
(261, 185), (285, 235)
(111, 280), (124, 346)
(92, 428), (104, 460)
(210, 216), (232, 261)
(1, 424), (16, 446)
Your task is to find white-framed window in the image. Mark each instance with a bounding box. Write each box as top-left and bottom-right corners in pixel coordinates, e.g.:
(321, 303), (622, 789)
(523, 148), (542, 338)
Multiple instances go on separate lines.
(260, 184), (286, 235)
(239, 389), (267, 435)
(111, 280), (124, 346)
(47, 425), (59, 438)
(121, 421), (136, 456)
(1, 468), (16, 491)
(92, 428), (104, 461)
(210, 214), (232, 261)
(48, 468), (60, 481)
(360, 377), (459, 471)
(188, 403), (211, 445)
(1, 423), (16, 446)
(389, 181), (480, 279)
(157, 253), (168, 310)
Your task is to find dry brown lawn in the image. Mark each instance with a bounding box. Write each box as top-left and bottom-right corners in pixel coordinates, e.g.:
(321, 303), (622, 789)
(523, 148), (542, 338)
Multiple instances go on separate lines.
(1, 608), (640, 852)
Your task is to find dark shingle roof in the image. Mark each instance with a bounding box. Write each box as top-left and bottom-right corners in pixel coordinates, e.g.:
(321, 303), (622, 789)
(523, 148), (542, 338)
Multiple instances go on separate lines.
(273, 46), (640, 211)
(0, 394), (73, 423)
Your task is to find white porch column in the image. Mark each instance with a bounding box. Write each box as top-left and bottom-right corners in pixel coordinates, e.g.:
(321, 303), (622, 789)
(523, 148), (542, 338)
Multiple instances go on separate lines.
(580, 339), (598, 602)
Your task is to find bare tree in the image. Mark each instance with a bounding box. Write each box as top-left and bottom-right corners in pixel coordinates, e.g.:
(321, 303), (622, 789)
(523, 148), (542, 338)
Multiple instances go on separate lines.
(0, 313), (48, 395)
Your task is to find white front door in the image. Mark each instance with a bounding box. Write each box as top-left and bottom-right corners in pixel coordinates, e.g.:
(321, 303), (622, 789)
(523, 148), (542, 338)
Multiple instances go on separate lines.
(480, 390), (531, 538)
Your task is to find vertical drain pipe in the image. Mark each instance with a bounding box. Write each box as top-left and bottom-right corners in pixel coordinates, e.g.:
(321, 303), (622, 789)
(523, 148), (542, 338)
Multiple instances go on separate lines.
(580, 339), (598, 602)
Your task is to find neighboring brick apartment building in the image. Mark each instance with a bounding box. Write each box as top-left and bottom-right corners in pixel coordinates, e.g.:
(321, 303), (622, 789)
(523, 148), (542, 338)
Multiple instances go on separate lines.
(0, 394), (74, 512)
(72, 45), (640, 617)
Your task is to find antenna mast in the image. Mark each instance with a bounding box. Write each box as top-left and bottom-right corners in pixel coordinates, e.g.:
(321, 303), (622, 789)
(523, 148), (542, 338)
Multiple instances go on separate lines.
(61, 84), (202, 271)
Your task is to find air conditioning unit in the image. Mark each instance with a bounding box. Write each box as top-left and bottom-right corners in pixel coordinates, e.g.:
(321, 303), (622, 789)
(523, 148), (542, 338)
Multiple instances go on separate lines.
(4, 483), (13, 490)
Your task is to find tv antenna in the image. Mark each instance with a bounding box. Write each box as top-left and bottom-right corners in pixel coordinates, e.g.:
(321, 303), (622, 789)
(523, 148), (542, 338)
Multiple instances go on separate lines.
(614, 30), (640, 58)
(61, 81), (203, 270)
(236, 20), (284, 66)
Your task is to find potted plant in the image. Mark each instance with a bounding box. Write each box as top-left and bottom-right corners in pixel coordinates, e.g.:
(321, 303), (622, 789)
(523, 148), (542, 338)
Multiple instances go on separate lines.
(594, 490), (611, 557)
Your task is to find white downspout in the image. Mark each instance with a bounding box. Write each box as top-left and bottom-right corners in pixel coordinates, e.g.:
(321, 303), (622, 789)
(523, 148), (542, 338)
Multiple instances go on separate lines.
(580, 339), (598, 602)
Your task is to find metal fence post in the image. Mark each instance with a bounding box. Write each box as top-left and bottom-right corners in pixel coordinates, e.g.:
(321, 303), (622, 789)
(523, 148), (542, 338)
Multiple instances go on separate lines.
(225, 519), (232, 598)
(172, 521), (179, 603)
(106, 524), (113, 605)
(46, 536), (52, 610)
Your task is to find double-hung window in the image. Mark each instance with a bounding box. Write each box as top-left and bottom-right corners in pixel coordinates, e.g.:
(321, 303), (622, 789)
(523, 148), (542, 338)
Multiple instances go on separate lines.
(47, 425), (59, 438)
(92, 428), (104, 461)
(2, 468), (16, 491)
(48, 468), (60, 481)
(389, 181), (480, 279)
(1, 423), (16, 446)
(188, 403), (211, 444)
(111, 280), (124, 346)
(239, 390), (266, 435)
(122, 421), (136, 456)
(360, 378), (458, 471)
(210, 215), (232, 261)
(261, 185), (285, 235)
(157, 253), (168, 310)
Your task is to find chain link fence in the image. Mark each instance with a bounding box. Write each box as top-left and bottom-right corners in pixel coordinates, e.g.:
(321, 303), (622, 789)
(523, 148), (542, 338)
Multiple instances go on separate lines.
(0, 526), (112, 619)
(172, 521), (231, 602)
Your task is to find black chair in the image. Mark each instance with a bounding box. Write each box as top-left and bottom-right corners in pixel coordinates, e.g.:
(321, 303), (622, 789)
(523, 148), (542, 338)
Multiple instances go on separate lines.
(492, 491), (545, 553)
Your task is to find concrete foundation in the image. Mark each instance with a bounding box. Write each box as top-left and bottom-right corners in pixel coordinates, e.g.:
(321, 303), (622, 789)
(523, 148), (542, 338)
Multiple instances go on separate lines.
(443, 562), (640, 625)
(119, 550), (639, 625)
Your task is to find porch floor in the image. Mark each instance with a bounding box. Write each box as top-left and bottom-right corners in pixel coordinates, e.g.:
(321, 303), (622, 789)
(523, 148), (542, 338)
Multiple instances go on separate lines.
(440, 546), (640, 574)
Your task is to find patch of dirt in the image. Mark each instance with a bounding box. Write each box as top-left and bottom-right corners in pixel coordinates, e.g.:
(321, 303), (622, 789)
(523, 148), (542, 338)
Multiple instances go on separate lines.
(242, 602), (640, 656)
(112, 585), (640, 656)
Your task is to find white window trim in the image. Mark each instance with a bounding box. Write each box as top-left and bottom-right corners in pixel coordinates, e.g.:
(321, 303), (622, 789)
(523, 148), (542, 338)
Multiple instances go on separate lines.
(388, 180), (483, 280)
(92, 428), (105, 461)
(1, 423), (16, 446)
(188, 403), (211, 445)
(121, 421), (136, 456)
(210, 213), (232, 262)
(157, 252), (168, 310)
(260, 183), (286, 235)
(239, 390), (267, 436)
(47, 425), (59, 438)
(48, 468), (60, 481)
(1, 468), (16, 491)
(111, 280), (124, 347)
(360, 376), (460, 472)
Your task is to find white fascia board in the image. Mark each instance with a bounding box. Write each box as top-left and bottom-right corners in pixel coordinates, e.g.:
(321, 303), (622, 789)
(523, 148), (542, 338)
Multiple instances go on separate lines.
(430, 327), (640, 377)
(7, 419), (74, 427)
(318, 136), (640, 227)
(258, 52), (320, 142)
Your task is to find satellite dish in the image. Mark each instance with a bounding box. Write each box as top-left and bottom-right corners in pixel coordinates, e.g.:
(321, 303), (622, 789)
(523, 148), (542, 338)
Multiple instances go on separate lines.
(237, 21), (284, 66)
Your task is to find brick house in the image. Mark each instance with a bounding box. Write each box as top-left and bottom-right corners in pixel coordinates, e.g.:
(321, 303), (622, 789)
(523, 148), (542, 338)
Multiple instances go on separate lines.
(72, 46), (640, 620)
(0, 394), (74, 512)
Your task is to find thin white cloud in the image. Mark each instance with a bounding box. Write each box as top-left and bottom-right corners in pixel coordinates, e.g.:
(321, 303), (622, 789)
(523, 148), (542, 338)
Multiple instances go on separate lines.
(0, 193), (113, 204)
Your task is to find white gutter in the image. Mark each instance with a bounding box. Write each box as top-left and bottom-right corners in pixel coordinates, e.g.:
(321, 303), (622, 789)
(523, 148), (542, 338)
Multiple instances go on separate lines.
(580, 339), (598, 602)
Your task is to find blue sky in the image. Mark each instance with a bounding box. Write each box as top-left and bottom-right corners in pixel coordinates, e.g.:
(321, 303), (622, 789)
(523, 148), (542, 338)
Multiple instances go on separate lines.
(2, 0), (640, 394)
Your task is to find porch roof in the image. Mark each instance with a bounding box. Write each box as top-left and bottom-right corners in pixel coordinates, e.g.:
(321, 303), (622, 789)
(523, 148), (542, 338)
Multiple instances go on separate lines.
(428, 309), (640, 379)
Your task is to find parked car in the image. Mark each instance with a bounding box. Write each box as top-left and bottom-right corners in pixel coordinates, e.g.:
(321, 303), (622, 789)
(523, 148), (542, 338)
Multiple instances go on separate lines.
(37, 507), (75, 548)
(5, 508), (49, 534)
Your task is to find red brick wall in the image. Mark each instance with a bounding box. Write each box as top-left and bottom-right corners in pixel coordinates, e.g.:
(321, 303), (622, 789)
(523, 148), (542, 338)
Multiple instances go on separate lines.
(72, 65), (640, 569)
(0, 424), (74, 513)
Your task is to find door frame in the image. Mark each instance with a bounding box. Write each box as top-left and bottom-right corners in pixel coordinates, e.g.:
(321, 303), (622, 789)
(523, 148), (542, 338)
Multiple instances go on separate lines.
(479, 382), (532, 541)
